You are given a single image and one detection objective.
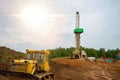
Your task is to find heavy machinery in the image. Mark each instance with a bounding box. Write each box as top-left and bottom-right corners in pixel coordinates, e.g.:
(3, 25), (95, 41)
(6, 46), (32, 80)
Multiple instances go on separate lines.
(72, 12), (84, 59)
(11, 49), (54, 80)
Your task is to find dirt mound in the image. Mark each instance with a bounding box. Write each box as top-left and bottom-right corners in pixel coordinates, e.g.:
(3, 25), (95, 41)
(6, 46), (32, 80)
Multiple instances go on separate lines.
(51, 58), (120, 80)
(0, 46), (25, 70)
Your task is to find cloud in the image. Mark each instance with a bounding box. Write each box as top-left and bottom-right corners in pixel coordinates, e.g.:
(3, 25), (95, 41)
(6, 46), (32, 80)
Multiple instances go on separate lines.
(0, 13), (69, 52)
(0, 0), (120, 52)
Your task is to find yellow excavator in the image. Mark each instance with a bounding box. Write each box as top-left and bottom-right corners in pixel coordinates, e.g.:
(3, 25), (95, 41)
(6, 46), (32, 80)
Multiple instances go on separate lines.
(10, 49), (54, 80)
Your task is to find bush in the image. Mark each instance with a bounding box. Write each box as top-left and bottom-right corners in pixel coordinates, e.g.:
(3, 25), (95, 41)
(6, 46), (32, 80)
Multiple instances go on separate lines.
(1, 59), (6, 64)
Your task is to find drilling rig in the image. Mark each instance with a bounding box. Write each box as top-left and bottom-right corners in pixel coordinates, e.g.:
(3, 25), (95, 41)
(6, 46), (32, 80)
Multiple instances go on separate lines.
(72, 12), (84, 59)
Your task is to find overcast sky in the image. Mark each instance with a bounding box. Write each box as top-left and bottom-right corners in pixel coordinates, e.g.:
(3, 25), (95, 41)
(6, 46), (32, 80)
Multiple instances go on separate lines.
(0, 0), (120, 52)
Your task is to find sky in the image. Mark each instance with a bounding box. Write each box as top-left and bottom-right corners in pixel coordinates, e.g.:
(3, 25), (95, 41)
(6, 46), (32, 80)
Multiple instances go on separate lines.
(0, 0), (120, 52)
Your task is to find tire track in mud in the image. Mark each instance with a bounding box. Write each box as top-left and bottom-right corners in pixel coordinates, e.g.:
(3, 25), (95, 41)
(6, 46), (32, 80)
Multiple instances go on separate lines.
(101, 66), (112, 80)
(82, 65), (105, 80)
(82, 63), (118, 80)
(92, 66), (111, 80)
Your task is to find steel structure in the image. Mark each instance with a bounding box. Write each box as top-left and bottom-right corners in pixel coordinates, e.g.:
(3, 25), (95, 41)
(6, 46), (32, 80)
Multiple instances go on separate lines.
(72, 12), (84, 59)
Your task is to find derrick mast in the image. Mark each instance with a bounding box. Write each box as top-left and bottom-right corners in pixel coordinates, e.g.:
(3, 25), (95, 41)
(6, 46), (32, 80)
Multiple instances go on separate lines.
(72, 12), (84, 59)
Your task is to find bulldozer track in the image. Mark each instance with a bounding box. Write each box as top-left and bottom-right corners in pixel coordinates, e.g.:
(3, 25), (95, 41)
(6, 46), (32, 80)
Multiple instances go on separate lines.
(0, 70), (38, 80)
(0, 70), (54, 80)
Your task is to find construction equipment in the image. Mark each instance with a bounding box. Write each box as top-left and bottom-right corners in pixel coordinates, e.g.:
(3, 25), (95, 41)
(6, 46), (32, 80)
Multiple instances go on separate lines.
(10, 49), (54, 80)
(72, 12), (84, 59)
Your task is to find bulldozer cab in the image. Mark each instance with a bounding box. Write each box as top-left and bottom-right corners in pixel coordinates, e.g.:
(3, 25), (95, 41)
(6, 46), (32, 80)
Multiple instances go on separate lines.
(27, 53), (44, 64)
(26, 49), (50, 72)
(26, 49), (49, 63)
(27, 50), (44, 63)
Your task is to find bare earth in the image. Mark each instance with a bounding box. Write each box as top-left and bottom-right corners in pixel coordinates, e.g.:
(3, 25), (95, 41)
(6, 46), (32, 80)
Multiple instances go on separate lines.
(51, 58), (120, 80)
(0, 58), (120, 80)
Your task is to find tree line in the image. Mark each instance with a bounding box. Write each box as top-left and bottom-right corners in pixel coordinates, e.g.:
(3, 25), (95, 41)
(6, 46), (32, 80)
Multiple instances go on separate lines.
(49, 47), (120, 59)
(0, 46), (119, 61)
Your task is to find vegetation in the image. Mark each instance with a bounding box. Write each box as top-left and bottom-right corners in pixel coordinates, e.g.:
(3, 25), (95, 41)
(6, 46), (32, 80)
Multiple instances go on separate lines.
(49, 47), (120, 59)
(0, 46), (119, 61)
(49, 47), (74, 59)
(0, 46), (25, 65)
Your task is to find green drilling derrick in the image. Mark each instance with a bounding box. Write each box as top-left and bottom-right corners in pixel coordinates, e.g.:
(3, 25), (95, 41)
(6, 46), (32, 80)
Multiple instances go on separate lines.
(72, 12), (84, 59)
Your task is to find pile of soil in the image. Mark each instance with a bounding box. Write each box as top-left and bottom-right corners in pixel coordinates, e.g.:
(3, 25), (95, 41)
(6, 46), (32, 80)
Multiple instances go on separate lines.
(51, 58), (120, 80)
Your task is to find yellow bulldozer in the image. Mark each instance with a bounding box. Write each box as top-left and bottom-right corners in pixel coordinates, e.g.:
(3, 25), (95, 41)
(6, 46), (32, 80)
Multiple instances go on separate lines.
(10, 49), (54, 80)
